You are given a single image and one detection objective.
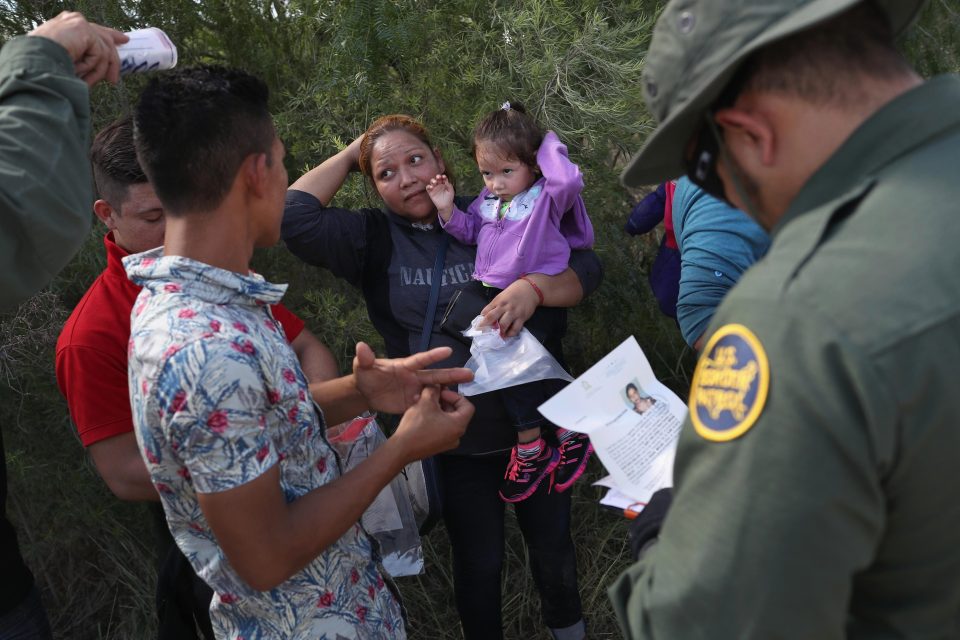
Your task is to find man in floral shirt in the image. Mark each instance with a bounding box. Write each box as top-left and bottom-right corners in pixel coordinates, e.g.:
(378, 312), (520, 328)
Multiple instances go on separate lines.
(126, 65), (474, 639)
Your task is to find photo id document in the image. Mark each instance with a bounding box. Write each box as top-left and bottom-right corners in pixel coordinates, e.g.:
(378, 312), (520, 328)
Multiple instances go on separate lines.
(538, 336), (687, 513)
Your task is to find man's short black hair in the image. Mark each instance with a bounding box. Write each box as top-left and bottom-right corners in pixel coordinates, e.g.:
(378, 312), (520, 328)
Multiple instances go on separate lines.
(90, 116), (147, 210)
(733, 1), (913, 109)
(134, 65), (275, 215)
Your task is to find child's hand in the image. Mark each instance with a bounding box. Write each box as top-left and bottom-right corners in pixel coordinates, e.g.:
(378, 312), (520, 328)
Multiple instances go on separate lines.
(426, 174), (455, 221)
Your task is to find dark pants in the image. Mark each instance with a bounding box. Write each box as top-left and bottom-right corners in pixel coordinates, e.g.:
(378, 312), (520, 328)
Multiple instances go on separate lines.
(152, 504), (215, 640)
(0, 587), (51, 640)
(475, 283), (569, 432)
(0, 428), (51, 640)
(437, 452), (583, 639)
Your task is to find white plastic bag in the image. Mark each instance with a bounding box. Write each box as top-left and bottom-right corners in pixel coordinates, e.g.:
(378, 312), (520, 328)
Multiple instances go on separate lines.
(326, 414), (424, 577)
(458, 315), (573, 397)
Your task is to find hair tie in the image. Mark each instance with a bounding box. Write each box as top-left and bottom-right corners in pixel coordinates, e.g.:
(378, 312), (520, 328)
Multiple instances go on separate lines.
(501, 101), (511, 111)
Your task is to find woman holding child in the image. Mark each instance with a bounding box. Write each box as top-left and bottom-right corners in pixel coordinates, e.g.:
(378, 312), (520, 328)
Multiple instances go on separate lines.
(282, 112), (599, 639)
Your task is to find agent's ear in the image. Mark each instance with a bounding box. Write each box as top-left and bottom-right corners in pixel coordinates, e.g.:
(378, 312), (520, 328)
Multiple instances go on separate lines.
(93, 199), (119, 230)
(713, 107), (776, 168)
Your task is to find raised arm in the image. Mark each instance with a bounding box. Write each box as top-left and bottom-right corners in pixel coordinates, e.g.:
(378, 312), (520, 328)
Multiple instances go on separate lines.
(0, 14), (126, 310)
(433, 177), (482, 245)
(289, 134), (363, 206)
(538, 131), (585, 215)
(282, 142), (379, 285)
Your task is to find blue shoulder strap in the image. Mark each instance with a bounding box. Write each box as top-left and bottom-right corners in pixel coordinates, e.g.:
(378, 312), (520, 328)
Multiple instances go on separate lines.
(419, 233), (450, 353)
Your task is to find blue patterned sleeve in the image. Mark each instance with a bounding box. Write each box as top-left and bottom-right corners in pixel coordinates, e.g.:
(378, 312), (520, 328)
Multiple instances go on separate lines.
(158, 340), (279, 494)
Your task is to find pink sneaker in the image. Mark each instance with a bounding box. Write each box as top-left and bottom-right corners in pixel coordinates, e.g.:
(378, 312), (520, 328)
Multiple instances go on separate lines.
(499, 444), (560, 503)
(553, 433), (593, 492)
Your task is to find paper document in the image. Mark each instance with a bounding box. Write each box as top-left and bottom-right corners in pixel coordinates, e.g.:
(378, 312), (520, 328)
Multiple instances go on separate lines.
(539, 336), (686, 510)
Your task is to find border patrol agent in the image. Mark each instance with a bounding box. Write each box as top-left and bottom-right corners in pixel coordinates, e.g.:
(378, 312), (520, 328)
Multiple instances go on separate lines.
(609, 0), (960, 638)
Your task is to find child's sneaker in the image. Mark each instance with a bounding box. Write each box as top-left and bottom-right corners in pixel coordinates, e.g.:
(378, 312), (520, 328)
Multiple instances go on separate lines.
(499, 441), (560, 503)
(553, 431), (594, 492)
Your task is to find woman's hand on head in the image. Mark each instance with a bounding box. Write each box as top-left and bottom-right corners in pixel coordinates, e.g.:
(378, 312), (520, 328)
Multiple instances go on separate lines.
(288, 132), (365, 202)
(344, 134), (365, 172)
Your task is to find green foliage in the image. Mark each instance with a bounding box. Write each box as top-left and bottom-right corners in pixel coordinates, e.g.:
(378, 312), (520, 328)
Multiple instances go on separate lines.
(0, 292), (156, 638)
(1, 0), (958, 636)
(903, 0), (960, 75)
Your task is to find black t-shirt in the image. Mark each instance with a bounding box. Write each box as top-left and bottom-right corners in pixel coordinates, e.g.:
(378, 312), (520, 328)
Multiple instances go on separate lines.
(282, 189), (602, 455)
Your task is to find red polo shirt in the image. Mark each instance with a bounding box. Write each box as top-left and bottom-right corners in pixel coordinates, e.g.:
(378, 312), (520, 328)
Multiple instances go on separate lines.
(55, 233), (305, 447)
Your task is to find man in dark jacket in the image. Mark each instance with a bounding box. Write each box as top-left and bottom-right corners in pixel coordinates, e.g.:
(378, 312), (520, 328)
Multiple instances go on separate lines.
(610, 1), (960, 638)
(0, 11), (125, 637)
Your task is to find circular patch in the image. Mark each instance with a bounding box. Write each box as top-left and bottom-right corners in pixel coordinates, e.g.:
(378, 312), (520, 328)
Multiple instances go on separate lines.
(689, 324), (769, 442)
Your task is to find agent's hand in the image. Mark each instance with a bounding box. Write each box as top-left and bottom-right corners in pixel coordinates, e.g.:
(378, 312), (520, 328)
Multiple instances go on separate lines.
(481, 277), (541, 337)
(392, 386), (473, 462)
(628, 488), (673, 560)
(426, 174), (455, 221)
(29, 11), (128, 86)
(353, 342), (473, 414)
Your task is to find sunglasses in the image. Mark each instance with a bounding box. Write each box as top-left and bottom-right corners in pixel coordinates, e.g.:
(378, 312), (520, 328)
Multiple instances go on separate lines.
(684, 112), (729, 203)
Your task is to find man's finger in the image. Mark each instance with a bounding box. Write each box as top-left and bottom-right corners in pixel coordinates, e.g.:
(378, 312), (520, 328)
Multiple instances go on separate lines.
(438, 388), (461, 404)
(81, 42), (109, 87)
(401, 346), (453, 370)
(418, 384), (441, 404)
(443, 393), (475, 421)
(354, 341), (375, 369)
(415, 367), (473, 386)
(439, 388), (472, 414)
(95, 23), (129, 46)
(74, 57), (95, 75)
(102, 35), (122, 84)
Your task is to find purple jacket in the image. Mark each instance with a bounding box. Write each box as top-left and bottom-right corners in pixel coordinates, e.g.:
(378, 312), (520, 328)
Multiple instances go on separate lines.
(441, 131), (594, 288)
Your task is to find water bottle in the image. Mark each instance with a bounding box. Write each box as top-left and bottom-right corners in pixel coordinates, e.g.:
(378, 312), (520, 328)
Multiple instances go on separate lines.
(117, 28), (178, 74)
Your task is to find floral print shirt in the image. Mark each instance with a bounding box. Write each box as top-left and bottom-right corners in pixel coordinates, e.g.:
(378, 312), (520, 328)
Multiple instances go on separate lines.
(125, 249), (404, 639)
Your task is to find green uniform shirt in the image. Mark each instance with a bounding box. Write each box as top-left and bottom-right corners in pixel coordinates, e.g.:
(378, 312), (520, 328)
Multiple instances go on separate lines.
(0, 35), (92, 311)
(610, 75), (960, 639)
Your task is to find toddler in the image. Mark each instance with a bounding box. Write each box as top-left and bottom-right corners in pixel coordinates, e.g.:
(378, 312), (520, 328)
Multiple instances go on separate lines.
(427, 102), (594, 502)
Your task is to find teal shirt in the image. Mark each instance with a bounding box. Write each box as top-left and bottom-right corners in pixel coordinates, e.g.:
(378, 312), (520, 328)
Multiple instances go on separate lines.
(672, 177), (769, 348)
(0, 36), (92, 310)
(610, 75), (960, 639)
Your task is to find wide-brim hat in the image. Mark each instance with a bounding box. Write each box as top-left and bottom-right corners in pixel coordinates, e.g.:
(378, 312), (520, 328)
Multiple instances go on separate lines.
(622, 0), (928, 188)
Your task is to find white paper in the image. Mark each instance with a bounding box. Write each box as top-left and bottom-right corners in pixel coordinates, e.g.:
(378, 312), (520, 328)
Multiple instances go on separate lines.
(597, 485), (645, 514)
(539, 336), (686, 503)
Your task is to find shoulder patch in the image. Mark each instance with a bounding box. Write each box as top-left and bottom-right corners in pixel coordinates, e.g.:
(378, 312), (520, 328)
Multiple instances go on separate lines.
(689, 324), (769, 442)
